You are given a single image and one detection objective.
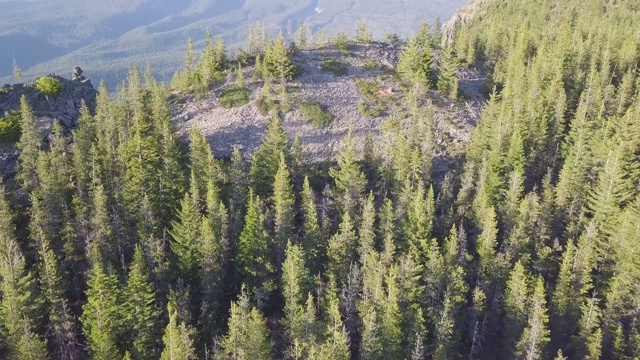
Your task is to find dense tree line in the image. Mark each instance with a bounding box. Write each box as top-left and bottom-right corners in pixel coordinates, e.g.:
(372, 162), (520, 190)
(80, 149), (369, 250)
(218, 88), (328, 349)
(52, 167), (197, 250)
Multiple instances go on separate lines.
(0, 1), (639, 359)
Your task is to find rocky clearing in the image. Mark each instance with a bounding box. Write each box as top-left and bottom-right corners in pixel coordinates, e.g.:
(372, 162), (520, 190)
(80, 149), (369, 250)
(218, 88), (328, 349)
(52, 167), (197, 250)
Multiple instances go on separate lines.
(172, 43), (486, 167)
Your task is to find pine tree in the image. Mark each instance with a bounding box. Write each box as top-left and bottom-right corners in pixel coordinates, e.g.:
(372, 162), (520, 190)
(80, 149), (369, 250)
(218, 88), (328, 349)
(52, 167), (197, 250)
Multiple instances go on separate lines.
(301, 177), (321, 270)
(216, 289), (273, 360)
(355, 19), (372, 44)
(282, 242), (312, 352)
(516, 277), (550, 360)
(327, 211), (358, 283)
(437, 47), (459, 99)
(123, 245), (161, 360)
(81, 253), (123, 360)
(273, 152), (295, 255)
(0, 184), (47, 360)
(404, 182), (434, 263)
(262, 34), (298, 81)
(16, 95), (41, 191)
(170, 190), (202, 282)
(333, 28), (350, 51)
(504, 261), (530, 352)
(250, 114), (290, 196)
(329, 130), (367, 217)
(318, 294), (350, 360)
(35, 230), (78, 360)
(237, 190), (273, 291)
(397, 37), (434, 89)
(160, 300), (196, 360)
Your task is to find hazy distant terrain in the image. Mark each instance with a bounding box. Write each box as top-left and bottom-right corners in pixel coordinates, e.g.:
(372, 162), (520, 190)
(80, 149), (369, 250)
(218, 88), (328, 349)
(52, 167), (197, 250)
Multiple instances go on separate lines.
(0, 0), (467, 88)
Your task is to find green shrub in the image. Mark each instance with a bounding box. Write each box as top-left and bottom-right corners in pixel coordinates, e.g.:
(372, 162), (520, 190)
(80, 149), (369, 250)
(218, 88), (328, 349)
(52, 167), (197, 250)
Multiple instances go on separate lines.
(320, 57), (349, 76)
(219, 86), (251, 108)
(362, 59), (381, 71)
(35, 76), (63, 97)
(358, 102), (382, 118)
(256, 96), (279, 116)
(0, 111), (21, 142)
(300, 100), (333, 127)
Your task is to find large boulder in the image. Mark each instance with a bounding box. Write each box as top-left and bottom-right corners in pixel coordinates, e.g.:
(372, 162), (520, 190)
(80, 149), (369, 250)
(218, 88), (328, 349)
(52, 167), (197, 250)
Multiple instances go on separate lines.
(0, 67), (97, 132)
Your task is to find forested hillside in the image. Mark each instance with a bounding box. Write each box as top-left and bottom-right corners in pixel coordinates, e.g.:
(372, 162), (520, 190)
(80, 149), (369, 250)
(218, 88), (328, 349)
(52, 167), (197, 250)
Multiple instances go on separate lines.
(0, 0), (638, 359)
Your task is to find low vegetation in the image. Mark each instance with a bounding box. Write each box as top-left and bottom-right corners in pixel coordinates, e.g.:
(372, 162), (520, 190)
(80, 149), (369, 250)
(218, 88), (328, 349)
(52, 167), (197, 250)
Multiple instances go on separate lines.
(34, 76), (63, 97)
(320, 57), (349, 76)
(218, 86), (251, 108)
(0, 110), (21, 142)
(355, 78), (397, 117)
(299, 100), (333, 127)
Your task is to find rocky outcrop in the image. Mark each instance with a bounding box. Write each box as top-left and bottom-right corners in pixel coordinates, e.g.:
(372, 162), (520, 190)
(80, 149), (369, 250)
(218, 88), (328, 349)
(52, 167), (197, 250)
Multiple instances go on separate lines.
(442, 0), (495, 46)
(0, 69), (97, 133)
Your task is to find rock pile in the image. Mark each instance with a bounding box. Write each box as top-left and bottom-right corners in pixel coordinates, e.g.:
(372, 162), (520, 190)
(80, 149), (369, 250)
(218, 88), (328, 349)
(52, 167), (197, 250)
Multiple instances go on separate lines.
(0, 68), (97, 137)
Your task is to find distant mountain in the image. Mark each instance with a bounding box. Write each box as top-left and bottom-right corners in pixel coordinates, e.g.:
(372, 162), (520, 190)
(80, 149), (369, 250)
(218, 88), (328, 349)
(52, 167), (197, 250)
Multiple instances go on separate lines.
(0, 0), (467, 88)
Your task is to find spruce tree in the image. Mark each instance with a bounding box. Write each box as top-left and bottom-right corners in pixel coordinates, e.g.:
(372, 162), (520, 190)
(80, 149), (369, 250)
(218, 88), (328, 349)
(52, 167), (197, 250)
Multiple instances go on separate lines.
(273, 152), (295, 256)
(81, 253), (123, 360)
(16, 95), (41, 192)
(169, 190), (202, 282)
(250, 114), (290, 196)
(160, 300), (196, 360)
(516, 277), (550, 360)
(327, 211), (358, 283)
(237, 190), (273, 291)
(301, 176), (321, 272)
(282, 242), (312, 353)
(123, 245), (161, 360)
(329, 130), (367, 217)
(437, 47), (459, 99)
(0, 184), (47, 360)
(216, 289), (273, 360)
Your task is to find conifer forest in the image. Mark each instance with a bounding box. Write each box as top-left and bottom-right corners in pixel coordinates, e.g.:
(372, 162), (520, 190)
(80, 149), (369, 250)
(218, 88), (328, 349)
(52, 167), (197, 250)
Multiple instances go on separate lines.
(0, 0), (639, 359)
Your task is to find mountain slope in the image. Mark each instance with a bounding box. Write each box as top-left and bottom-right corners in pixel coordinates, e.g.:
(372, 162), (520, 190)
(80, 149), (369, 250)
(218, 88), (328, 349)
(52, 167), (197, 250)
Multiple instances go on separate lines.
(0, 0), (467, 88)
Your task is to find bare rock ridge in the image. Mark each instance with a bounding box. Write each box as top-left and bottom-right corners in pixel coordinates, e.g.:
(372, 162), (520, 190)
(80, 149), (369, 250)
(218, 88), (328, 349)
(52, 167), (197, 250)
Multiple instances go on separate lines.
(442, 0), (495, 46)
(173, 42), (486, 173)
(1, 67), (97, 138)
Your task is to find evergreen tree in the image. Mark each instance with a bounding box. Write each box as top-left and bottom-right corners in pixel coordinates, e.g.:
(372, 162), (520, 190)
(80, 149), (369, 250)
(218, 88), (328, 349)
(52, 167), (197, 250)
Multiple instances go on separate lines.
(397, 37), (434, 89)
(81, 253), (123, 360)
(0, 185), (47, 360)
(123, 245), (161, 360)
(35, 230), (78, 360)
(355, 19), (372, 44)
(250, 114), (290, 196)
(301, 177), (321, 271)
(170, 190), (202, 281)
(160, 300), (196, 360)
(16, 95), (41, 191)
(329, 130), (367, 217)
(237, 190), (273, 291)
(437, 47), (459, 99)
(282, 242), (312, 353)
(516, 277), (550, 360)
(262, 34), (298, 81)
(216, 289), (273, 360)
(273, 152), (295, 256)
(327, 211), (358, 283)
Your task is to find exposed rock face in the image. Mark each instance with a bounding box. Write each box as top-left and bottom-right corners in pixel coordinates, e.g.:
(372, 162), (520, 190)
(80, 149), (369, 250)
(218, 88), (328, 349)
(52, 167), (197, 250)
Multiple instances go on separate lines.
(0, 69), (97, 133)
(442, 0), (495, 46)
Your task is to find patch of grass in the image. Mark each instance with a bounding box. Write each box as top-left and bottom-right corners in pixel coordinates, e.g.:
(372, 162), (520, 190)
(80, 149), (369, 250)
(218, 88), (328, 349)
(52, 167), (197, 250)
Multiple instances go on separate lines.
(361, 59), (381, 71)
(320, 57), (349, 76)
(35, 76), (63, 97)
(219, 86), (251, 108)
(358, 102), (383, 118)
(255, 95), (280, 116)
(300, 100), (334, 127)
(0, 111), (21, 142)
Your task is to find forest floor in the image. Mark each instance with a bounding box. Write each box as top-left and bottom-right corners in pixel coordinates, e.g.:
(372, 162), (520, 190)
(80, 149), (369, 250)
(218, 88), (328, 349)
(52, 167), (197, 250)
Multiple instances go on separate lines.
(172, 43), (486, 169)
